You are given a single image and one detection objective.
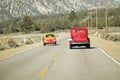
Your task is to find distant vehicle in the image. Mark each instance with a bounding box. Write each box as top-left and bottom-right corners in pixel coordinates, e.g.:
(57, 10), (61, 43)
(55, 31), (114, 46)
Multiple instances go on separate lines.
(69, 27), (90, 49)
(42, 33), (57, 46)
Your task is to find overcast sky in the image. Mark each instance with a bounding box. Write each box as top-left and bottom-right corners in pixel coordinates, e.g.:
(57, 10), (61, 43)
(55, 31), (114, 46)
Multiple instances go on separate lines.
(115, 0), (120, 1)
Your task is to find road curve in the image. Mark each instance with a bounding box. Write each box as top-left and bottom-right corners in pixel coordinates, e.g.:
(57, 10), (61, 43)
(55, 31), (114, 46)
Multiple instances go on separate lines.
(0, 35), (120, 80)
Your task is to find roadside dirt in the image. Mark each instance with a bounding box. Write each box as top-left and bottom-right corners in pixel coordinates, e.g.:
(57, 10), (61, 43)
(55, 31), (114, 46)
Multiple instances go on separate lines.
(0, 43), (41, 59)
(90, 36), (120, 62)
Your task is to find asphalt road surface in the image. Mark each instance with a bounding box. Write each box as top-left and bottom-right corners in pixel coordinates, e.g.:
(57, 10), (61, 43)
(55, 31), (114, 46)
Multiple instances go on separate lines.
(0, 36), (120, 80)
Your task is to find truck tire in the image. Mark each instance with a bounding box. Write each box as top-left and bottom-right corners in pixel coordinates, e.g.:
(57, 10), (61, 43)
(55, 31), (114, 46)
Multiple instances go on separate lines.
(86, 44), (90, 48)
(55, 42), (57, 45)
(70, 45), (73, 49)
(43, 43), (46, 46)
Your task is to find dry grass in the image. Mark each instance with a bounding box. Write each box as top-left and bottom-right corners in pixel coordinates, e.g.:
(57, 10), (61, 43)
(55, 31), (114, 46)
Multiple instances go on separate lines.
(0, 43), (41, 59)
(0, 34), (42, 51)
(90, 27), (120, 42)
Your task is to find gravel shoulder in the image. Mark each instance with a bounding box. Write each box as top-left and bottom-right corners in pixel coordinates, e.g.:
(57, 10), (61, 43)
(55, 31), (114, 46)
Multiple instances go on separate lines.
(90, 36), (120, 62)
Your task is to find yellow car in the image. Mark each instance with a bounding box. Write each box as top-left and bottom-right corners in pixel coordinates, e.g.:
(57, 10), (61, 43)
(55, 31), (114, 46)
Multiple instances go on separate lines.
(42, 33), (57, 46)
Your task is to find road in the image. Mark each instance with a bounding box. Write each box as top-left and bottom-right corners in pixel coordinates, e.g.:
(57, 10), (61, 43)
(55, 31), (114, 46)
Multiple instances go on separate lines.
(0, 35), (120, 80)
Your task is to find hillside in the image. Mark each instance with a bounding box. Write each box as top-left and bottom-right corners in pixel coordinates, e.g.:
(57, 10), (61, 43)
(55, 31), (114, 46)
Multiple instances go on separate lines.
(0, 0), (120, 22)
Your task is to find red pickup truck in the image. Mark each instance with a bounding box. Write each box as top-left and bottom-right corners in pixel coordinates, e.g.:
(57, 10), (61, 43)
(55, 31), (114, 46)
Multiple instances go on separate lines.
(69, 27), (90, 49)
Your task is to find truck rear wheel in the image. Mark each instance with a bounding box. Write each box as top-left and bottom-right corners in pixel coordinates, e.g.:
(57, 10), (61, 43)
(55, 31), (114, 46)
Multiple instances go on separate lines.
(43, 43), (46, 46)
(55, 42), (57, 45)
(86, 44), (90, 48)
(70, 45), (73, 49)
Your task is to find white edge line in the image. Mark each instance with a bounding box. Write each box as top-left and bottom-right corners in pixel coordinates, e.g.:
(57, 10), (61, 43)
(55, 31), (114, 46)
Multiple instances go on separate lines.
(99, 48), (120, 66)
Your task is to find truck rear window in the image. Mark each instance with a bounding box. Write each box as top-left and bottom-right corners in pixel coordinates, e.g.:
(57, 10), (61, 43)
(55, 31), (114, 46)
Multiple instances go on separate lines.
(75, 30), (84, 33)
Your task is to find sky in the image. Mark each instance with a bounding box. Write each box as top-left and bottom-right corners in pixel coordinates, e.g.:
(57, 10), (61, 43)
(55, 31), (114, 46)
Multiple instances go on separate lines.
(115, 0), (120, 1)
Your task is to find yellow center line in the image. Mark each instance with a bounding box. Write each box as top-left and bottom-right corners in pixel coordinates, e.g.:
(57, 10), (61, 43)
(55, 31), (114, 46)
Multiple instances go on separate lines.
(52, 56), (57, 61)
(39, 43), (67, 78)
(59, 50), (63, 53)
(40, 67), (48, 78)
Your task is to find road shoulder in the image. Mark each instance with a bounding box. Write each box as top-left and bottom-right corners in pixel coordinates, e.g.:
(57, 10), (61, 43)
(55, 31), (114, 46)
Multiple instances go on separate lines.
(90, 36), (120, 62)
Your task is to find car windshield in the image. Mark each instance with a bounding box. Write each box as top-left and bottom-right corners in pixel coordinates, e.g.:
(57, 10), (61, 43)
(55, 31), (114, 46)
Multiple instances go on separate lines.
(46, 34), (55, 37)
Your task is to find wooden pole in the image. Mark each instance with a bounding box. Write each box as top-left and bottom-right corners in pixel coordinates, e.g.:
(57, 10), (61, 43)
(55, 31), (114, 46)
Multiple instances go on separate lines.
(105, 0), (108, 40)
(88, 16), (90, 34)
(91, 12), (93, 35)
(96, 5), (98, 37)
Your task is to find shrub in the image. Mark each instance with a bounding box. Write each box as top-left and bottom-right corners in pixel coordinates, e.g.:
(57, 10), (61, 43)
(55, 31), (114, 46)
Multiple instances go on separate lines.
(8, 38), (19, 48)
(22, 38), (33, 45)
(0, 46), (5, 51)
(0, 43), (5, 51)
(108, 33), (120, 41)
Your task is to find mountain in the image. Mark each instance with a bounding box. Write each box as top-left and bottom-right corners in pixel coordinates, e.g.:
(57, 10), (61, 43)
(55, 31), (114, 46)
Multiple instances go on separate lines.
(0, 0), (120, 22)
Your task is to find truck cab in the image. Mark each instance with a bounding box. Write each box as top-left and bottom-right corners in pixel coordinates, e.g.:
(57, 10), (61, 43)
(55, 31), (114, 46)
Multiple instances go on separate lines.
(69, 27), (90, 49)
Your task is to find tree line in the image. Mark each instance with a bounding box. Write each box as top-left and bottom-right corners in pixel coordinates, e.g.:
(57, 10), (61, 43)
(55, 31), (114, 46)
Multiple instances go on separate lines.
(0, 7), (120, 34)
(0, 11), (80, 34)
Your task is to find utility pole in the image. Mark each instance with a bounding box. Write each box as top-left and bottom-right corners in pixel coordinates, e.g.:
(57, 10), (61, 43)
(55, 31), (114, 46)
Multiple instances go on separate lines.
(88, 16), (90, 30)
(96, 5), (98, 37)
(105, 0), (108, 40)
(90, 12), (93, 35)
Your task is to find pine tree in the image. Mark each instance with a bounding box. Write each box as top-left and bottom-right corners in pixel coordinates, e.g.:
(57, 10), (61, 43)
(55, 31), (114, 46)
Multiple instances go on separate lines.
(68, 11), (78, 22)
